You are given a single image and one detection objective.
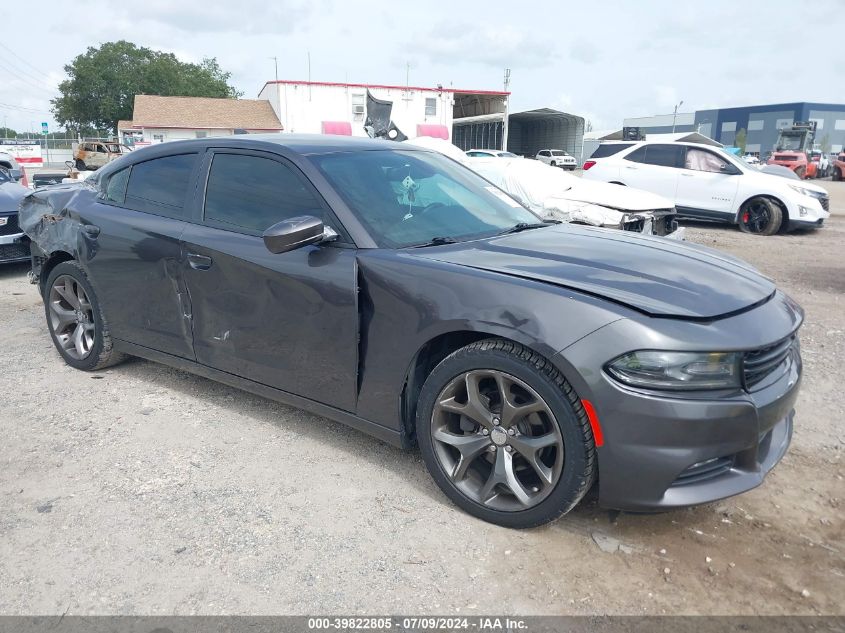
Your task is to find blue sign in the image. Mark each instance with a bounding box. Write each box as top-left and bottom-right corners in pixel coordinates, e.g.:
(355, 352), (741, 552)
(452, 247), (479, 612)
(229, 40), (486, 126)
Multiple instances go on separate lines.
(41, 122), (48, 135)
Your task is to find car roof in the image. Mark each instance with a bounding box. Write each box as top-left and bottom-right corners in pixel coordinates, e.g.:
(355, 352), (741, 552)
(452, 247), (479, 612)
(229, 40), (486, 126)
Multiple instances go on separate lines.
(94, 134), (435, 180)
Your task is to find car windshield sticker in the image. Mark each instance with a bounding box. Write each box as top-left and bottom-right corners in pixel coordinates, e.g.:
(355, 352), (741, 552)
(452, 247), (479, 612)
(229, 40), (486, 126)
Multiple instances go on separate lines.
(485, 186), (522, 208)
(401, 167), (420, 219)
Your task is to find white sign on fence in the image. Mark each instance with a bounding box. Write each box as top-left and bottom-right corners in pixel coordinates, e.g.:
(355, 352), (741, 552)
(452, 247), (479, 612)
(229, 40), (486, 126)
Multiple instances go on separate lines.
(0, 140), (43, 167)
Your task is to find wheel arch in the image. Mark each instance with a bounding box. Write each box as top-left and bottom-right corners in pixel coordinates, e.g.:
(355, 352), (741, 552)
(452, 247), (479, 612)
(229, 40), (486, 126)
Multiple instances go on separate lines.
(38, 250), (75, 296)
(400, 330), (573, 446)
(735, 193), (788, 227)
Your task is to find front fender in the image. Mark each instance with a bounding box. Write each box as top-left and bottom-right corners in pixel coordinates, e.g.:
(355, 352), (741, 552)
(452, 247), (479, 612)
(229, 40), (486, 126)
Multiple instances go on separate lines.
(353, 251), (628, 430)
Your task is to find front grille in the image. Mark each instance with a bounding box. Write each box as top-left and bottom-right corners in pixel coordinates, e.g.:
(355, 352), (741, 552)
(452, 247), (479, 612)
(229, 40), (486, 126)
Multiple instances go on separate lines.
(671, 456), (734, 487)
(0, 242), (30, 262)
(820, 197), (829, 212)
(0, 213), (20, 236)
(743, 336), (795, 388)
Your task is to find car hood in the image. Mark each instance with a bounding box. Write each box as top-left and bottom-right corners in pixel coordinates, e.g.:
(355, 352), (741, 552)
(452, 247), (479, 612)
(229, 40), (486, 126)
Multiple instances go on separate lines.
(411, 224), (775, 319)
(564, 179), (674, 212)
(0, 182), (29, 213)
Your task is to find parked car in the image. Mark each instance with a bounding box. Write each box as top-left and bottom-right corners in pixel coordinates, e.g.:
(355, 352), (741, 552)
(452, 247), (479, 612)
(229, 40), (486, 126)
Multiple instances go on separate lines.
(0, 150), (28, 186)
(0, 167), (31, 264)
(582, 141), (830, 235)
(468, 156), (682, 238)
(536, 149), (577, 170)
(21, 135), (803, 528)
(73, 141), (131, 171)
(808, 150), (830, 178)
(768, 150), (816, 180)
(742, 154), (760, 165)
(832, 152), (845, 181)
(466, 149), (520, 159)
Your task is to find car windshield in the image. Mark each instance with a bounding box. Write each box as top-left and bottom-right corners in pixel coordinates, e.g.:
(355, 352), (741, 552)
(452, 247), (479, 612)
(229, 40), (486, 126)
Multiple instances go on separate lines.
(311, 149), (543, 248)
(550, 150), (567, 156)
(498, 151), (518, 157)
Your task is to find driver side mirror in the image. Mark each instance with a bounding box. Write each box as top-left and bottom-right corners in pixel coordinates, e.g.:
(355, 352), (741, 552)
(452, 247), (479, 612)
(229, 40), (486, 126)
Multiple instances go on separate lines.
(720, 163), (740, 175)
(262, 215), (334, 254)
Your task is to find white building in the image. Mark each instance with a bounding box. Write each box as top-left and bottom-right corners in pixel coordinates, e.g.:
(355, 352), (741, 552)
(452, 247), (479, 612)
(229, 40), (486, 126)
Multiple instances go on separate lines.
(257, 80), (509, 145)
(117, 95), (283, 145)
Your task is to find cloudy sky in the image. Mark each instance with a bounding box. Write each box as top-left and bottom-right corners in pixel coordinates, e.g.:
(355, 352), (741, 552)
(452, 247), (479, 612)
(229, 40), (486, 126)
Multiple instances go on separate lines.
(1, 0), (843, 133)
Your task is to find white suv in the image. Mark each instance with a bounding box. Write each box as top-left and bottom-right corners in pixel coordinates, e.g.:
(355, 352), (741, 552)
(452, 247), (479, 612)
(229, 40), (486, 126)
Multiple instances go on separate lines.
(582, 141), (830, 235)
(536, 149), (577, 170)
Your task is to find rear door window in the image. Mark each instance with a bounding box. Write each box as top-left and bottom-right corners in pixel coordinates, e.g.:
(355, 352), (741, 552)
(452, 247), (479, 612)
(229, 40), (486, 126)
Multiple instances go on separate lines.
(625, 144), (684, 168)
(203, 153), (325, 234)
(124, 153), (197, 218)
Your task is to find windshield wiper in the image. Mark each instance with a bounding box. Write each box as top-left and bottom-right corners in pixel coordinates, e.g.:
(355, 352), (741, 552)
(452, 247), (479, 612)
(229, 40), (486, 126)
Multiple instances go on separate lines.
(496, 221), (556, 236)
(409, 236), (458, 248)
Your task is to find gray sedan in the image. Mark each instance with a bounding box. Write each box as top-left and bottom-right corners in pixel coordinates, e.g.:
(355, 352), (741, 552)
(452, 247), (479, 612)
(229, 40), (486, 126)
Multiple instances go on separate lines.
(20, 135), (802, 527)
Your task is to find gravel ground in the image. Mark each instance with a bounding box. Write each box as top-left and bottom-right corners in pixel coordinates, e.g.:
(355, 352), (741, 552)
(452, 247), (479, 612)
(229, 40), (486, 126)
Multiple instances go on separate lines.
(0, 181), (843, 616)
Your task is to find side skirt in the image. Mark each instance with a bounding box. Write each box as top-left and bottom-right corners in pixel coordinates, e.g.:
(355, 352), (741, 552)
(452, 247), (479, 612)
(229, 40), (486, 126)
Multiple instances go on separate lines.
(113, 339), (406, 449)
(675, 206), (735, 222)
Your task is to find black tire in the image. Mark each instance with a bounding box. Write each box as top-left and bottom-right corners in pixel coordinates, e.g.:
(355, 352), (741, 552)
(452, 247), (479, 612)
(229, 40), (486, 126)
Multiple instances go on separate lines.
(74, 158), (86, 170)
(43, 261), (124, 371)
(795, 166), (806, 180)
(834, 167), (842, 182)
(738, 196), (782, 236)
(416, 338), (597, 528)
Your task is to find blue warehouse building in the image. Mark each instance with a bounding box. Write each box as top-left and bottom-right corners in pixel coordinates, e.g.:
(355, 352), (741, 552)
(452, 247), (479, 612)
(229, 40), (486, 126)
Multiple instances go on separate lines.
(623, 102), (845, 156)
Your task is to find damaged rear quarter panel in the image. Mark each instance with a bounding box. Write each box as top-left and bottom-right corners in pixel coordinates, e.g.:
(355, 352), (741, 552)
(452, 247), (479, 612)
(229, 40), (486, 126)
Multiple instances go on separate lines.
(353, 249), (628, 430)
(19, 183), (101, 269)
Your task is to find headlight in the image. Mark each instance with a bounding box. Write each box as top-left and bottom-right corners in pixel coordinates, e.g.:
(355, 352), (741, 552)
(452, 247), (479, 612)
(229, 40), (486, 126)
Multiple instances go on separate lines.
(788, 184), (825, 200)
(606, 351), (742, 390)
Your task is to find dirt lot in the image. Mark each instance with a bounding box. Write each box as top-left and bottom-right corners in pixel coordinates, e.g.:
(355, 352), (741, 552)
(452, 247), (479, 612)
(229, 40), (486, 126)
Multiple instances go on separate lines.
(0, 181), (843, 616)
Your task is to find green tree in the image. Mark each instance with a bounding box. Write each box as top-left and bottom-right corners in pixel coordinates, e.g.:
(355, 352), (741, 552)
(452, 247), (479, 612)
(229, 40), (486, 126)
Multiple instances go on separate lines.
(52, 41), (242, 132)
(735, 128), (747, 154)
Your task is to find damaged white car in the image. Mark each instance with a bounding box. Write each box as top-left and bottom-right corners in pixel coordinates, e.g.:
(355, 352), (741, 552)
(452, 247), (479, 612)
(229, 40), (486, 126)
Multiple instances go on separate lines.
(469, 157), (683, 238)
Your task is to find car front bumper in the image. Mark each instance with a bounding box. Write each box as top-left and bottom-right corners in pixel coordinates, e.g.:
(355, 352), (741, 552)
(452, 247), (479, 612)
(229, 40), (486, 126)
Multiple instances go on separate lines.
(0, 232), (30, 263)
(555, 293), (802, 512)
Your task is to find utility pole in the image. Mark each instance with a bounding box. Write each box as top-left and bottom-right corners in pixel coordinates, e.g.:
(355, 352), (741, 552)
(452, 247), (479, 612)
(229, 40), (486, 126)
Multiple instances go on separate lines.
(672, 100), (684, 134)
(307, 51), (311, 101)
(502, 68), (511, 152)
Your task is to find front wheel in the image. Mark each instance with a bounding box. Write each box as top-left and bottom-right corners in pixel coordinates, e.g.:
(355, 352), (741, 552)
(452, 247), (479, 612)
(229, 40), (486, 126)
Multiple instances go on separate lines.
(738, 196), (782, 236)
(43, 261), (124, 371)
(416, 339), (597, 528)
(833, 167), (842, 182)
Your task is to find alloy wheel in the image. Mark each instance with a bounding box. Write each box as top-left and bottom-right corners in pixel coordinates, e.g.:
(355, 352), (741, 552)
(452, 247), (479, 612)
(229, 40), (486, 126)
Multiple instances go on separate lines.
(741, 200), (772, 234)
(48, 275), (95, 360)
(431, 369), (564, 512)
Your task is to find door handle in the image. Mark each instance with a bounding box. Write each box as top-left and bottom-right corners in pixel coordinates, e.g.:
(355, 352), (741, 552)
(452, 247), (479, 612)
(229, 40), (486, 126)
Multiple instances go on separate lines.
(82, 224), (100, 238)
(187, 253), (213, 270)
(680, 172), (694, 177)
(624, 165), (638, 169)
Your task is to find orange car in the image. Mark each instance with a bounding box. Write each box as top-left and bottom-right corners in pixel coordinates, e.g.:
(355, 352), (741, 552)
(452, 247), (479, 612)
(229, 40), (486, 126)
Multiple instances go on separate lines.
(767, 151), (816, 179)
(832, 153), (845, 181)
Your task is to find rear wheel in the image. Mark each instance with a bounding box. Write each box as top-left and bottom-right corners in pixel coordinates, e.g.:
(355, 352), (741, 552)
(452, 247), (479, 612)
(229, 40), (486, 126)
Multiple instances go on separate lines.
(416, 339), (597, 528)
(75, 158), (86, 170)
(738, 196), (782, 236)
(43, 261), (124, 371)
(834, 167), (842, 182)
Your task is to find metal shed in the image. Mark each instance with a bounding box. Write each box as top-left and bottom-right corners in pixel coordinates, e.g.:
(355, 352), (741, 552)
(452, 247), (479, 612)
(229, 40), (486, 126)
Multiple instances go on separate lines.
(506, 108), (585, 159)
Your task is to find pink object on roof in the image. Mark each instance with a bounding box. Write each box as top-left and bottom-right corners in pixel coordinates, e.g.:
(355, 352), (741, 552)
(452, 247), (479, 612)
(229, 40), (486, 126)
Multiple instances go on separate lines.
(416, 124), (449, 140)
(321, 121), (353, 136)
